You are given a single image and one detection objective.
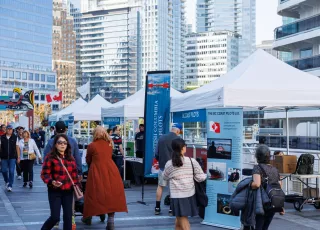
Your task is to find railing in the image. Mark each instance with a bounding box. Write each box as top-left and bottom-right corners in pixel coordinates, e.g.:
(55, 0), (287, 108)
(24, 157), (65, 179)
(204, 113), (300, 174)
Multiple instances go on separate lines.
(286, 55), (320, 70)
(275, 13), (320, 39)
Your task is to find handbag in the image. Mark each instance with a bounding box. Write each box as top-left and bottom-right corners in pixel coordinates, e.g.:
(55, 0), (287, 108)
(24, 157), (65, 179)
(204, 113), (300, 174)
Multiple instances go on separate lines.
(29, 153), (36, 160)
(189, 157), (208, 208)
(58, 157), (83, 201)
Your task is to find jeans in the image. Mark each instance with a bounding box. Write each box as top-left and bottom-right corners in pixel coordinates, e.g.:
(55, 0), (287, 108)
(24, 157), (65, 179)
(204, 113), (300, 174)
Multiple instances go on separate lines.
(41, 189), (73, 230)
(20, 160), (34, 182)
(255, 211), (275, 230)
(1, 159), (16, 187)
(113, 155), (123, 177)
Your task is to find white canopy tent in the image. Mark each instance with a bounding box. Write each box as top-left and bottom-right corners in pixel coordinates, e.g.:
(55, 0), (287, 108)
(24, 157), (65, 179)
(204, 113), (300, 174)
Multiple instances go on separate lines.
(48, 98), (87, 121)
(172, 49), (320, 112)
(73, 94), (112, 121)
(102, 88), (182, 119)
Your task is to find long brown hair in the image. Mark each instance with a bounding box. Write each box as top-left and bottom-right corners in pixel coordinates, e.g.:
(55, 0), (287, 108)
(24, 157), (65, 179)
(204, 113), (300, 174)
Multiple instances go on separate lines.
(49, 134), (73, 161)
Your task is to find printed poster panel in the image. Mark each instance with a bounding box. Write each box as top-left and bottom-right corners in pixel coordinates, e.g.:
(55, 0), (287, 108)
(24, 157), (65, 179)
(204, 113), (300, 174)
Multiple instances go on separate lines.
(67, 116), (74, 137)
(203, 108), (243, 229)
(102, 117), (121, 129)
(144, 71), (171, 176)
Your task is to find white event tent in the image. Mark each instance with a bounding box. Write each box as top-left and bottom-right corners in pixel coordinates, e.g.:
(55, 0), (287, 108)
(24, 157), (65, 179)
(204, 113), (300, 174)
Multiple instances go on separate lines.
(171, 49), (320, 112)
(102, 87), (182, 119)
(73, 94), (112, 121)
(48, 98), (87, 121)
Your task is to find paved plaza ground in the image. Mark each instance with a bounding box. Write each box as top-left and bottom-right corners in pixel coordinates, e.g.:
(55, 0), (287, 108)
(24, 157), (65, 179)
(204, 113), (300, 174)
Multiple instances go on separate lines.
(0, 166), (319, 230)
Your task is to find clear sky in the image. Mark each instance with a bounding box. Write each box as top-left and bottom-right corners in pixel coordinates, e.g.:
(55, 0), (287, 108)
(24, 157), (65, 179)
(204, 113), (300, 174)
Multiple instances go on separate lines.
(185, 0), (282, 45)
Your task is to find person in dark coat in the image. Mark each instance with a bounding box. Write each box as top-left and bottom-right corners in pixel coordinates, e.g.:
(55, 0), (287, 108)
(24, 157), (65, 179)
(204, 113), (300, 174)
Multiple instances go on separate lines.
(31, 127), (42, 164)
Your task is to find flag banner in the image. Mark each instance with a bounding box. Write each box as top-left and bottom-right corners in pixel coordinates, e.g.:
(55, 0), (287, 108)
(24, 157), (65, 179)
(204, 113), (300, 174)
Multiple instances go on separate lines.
(203, 108), (243, 229)
(77, 81), (90, 99)
(0, 89), (34, 111)
(46, 91), (62, 103)
(143, 71), (171, 176)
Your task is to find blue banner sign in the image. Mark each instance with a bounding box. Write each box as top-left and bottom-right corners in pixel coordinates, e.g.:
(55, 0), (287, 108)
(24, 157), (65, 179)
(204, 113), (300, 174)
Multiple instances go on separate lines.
(67, 116), (74, 137)
(173, 109), (206, 123)
(103, 117), (121, 128)
(203, 108), (243, 229)
(144, 71), (171, 176)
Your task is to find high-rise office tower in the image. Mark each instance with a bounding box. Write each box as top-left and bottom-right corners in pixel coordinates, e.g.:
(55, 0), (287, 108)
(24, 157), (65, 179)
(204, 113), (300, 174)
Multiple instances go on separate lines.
(196, 0), (256, 63)
(53, 0), (77, 108)
(0, 0), (59, 110)
(80, 0), (142, 102)
(141, 0), (186, 90)
(67, 1), (83, 98)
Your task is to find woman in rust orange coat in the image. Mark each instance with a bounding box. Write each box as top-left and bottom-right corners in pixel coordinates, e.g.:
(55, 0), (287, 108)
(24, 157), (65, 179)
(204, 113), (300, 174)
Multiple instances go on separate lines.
(83, 126), (127, 230)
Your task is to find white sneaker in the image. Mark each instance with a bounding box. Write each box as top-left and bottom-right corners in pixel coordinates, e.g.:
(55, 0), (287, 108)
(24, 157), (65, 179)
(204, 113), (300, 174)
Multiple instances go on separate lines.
(5, 183), (9, 189)
(7, 187), (12, 192)
(17, 176), (22, 180)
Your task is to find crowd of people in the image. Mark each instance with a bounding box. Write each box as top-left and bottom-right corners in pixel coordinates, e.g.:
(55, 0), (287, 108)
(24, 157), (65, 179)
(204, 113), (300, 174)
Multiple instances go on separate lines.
(0, 120), (285, 230)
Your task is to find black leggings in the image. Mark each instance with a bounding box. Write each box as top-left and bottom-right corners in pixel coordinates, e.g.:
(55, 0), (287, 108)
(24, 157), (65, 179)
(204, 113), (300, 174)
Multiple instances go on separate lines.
(20, 160), (34, 182)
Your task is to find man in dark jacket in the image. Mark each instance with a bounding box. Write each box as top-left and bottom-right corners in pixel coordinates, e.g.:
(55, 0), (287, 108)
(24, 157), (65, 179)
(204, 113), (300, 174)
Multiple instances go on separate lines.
(0, 125), (18, 192)
(32, 127), (44, 164)
(154, 123), (182, 215)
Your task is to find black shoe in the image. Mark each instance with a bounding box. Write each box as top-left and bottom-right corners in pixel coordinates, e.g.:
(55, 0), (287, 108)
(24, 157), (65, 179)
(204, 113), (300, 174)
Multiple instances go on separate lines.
(99, 214), (106, 222)
(29, 182), (33, 188)
(155, 207), (161, 215)
(81, 217), (92, 225)
(23, 182), (27, 187)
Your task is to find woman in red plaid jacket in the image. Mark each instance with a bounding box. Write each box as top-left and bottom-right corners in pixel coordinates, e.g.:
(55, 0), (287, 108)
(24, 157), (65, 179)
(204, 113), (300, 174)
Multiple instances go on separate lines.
(40, 134), (79, 230)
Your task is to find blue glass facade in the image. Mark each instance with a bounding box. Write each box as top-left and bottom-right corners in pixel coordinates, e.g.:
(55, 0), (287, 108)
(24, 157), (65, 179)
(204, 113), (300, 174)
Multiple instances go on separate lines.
(0, 0), (53, 71)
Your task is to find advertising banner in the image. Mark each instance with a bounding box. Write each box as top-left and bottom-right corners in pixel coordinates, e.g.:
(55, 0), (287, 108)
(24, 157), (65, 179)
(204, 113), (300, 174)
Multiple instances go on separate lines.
(172, 109), (206, 123)
(144, 71), (171, 176)
(102, 117), (121, 129)
(0, 89), (34, 111)
(67, 116), (74, 137)
(203, 108), (243, 229)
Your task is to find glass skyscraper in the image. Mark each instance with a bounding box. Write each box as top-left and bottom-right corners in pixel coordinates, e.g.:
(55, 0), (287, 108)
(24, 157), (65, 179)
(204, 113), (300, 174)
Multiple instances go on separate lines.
(196, 0), (256, 63)
(0, 0), (58, 109)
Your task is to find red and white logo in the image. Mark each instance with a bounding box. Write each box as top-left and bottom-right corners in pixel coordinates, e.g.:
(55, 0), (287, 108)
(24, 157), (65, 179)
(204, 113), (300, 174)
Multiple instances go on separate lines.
(210, 122), (221, 133)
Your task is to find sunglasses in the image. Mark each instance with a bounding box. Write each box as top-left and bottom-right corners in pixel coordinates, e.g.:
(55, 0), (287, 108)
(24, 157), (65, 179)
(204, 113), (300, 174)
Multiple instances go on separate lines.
(57, 141), (68, 146)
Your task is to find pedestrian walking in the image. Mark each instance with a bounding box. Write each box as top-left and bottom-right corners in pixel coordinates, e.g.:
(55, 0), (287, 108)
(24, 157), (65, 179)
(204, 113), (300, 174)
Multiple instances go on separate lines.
(41, 134), (79, 230)
(163, 138), (206, 230)
(16, 130), (42, 188)
(0, 125), (18, 192)
(135, 124), (144, 158)
(0, 124), (6, 136)
(83, 127), (127, 230)
(31, 127), (43, 165)
(16, 126), (24, 180)
(154, 123), (182, 215)
(243, 145), (285, 230)
(110, 126), (124, 175)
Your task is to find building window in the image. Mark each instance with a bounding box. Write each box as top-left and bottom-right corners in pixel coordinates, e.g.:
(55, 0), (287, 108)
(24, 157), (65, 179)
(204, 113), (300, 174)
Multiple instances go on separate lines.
(41, 94), (45, 101)
(41, 74), (46, 81)
(35, 84), (40, 88)
(35, 74), (40, 81)
(41, 84), (45, 89)
(35, 94), (39, 101)
(300, 48), (312, 59)
(1, 70), (7, 78)
(52, 104), (59, 111)
(15, 72), (21, 79)
(9, 71), (14, 79)
(47, 75), (55, 83)
(28, 83), (34, 89)
(28, 73), (34, 80)
(22, 72), (27, 80)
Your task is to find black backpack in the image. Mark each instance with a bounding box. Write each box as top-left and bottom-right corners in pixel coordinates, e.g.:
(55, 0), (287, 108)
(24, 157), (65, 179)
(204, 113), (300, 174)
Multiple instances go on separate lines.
(295, 154), (314, 175)
(259, 165), (285, 212)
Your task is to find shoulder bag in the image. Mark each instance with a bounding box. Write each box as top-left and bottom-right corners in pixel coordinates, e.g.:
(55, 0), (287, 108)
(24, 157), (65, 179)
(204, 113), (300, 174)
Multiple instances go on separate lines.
(189, 157), (208, 208)
(58, 157), (83, 201)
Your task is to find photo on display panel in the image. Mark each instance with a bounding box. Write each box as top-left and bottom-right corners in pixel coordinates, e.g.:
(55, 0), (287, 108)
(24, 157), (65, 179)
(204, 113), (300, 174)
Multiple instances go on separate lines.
(228, 168), (241, 193)
(217, 193), (239, 217)
(207, 162), (226, 181)
(207, 138), (232, 160)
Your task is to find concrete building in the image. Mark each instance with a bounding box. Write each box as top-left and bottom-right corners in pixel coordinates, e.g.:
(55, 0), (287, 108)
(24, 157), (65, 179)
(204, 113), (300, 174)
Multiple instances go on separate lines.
(185, 31), (239, 90)
(141, 0), (186, 90)
(195, 0), (256, 63)
(256, 40), (279, 58)
(80, 0), (142, 103)
(53, 0), (77, 108)
(0, 0), (59, 110)
(274, 0), (320, 77)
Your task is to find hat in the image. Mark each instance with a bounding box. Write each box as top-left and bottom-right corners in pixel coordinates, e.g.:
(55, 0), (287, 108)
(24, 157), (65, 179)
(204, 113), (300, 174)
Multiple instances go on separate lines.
(172, 123), (183, 134)
(6, 125), (13, 129)
(55, 121), (66, 133)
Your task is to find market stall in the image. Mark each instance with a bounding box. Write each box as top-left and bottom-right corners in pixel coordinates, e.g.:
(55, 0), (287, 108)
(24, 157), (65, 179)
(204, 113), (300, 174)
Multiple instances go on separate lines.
(171, 49), (320, 229)
(48, 98), (87, 122)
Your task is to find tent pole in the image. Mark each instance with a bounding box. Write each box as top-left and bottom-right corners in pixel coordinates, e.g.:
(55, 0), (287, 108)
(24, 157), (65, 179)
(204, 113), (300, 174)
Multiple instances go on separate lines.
(286, 108), (289, 155)
(123, 116), (127, 181)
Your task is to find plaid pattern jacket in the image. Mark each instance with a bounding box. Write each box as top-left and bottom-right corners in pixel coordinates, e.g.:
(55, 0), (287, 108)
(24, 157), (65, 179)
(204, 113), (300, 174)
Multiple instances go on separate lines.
(41, 154), (79, 191)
